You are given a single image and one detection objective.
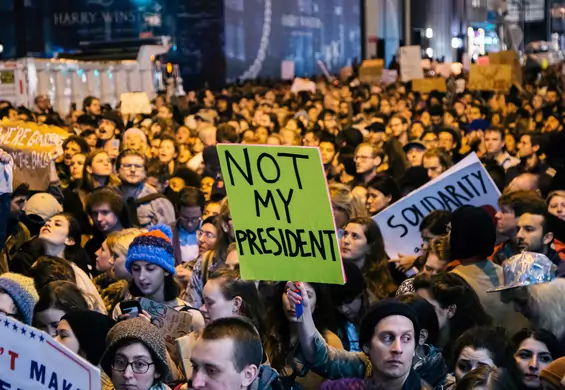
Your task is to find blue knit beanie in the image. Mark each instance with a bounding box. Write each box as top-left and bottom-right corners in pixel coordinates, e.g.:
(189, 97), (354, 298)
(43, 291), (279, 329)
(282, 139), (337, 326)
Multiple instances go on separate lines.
(125, 224), (176, 275)
(0, 273), (39, 325)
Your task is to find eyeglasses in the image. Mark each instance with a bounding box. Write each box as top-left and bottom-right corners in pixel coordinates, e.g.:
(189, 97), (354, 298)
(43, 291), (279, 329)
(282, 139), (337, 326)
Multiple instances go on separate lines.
(111, 359), (154, 374)
(354, 155), (372, 162)
(180, 216), (202, 224)
(121, 163), (144, 170)
(197, 229), (217, 240)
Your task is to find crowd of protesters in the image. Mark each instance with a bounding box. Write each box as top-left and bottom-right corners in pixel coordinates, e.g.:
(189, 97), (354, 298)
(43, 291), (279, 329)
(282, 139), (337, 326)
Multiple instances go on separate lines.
(1, 59), (565, 390)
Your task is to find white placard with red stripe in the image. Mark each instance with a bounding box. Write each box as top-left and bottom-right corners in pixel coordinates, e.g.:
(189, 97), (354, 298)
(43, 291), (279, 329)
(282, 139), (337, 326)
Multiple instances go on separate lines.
(0, 314), (101, 390)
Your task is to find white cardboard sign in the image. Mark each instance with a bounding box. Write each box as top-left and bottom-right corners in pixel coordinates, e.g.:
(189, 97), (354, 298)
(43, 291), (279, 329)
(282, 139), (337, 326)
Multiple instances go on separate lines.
(373, 153), (501, 258)
(120, 92), (152, 115)
(400, 46), (424, 82)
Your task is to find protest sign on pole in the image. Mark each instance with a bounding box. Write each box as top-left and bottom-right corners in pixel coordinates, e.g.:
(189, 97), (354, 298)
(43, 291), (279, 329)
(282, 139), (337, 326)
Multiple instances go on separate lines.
(412, 78), (447, 93)
(0, 314), (101, 390)
(120, 92), (152, 115)
(467, 64), (512, 92)
(139, 298), (194, 362)
(358, 59), (384, 83)
(217, 145), (344, 284)
(373, 153), (500, 258)
(400, 45), (424, 82)
(0, 120), (68, 191)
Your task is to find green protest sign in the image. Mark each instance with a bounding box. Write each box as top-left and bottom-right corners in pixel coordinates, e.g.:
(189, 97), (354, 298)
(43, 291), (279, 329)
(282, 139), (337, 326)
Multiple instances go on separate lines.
(217, 145), (344, 284)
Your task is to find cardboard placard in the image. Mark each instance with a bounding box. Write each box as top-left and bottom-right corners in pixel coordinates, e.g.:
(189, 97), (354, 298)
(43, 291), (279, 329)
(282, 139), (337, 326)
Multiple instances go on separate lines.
(373, 154), (500, 258)
(139, 298), (194, 363)
(359, 59), (384, 83)
(290, 78), (316, 94)
(381, 69), (398, 85)
(400, 46), (424, 82)
(281, 60), (296, 80)
(120, 92), (152, 115)
(0, 314), (101, 390)
(217, 145), (344, 284)
(435, 62), (453, 78)
(0, 120), (68, 191)
(467, 64), (512, 92)
(412, 78), (447, 93)
(488, 50), (522, 84)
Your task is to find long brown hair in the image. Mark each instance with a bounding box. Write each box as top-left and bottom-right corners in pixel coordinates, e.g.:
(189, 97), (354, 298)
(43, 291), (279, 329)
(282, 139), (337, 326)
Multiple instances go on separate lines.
(80, 150), (120, 193)
(345, 217), (397, 302)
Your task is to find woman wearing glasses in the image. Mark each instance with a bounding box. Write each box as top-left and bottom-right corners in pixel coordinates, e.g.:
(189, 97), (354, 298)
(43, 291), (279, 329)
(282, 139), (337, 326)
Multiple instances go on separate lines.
(101, 317), (172, 390)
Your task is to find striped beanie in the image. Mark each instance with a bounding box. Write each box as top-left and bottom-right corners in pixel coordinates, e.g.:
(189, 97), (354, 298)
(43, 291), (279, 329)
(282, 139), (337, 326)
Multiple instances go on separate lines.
(125, 224), (176, 275)
(0, 273), (39, 325)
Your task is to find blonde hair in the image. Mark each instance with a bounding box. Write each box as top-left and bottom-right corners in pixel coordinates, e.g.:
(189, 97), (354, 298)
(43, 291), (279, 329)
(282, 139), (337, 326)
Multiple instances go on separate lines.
(528, 279), (565, 340)
(106, 228), (145, 258)
(329, 183), (367, 221)
(547, 190), (565, 204)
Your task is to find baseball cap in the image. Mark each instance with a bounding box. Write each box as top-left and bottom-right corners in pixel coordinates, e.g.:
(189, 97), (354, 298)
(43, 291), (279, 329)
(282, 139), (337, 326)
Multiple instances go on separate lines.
(23, 193), (63, 222)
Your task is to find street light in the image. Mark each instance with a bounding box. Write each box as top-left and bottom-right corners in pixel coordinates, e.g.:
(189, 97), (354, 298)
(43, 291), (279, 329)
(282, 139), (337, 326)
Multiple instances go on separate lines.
(426, 28), (433, 38)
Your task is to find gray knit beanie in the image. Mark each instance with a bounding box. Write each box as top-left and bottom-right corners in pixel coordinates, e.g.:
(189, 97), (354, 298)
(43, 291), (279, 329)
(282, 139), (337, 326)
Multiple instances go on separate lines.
(0, 273), (39, 325)
(100, 317), (170, 380)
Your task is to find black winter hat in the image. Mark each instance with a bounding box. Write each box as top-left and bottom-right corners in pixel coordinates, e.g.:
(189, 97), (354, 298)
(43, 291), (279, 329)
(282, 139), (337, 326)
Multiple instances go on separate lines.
(359, 299), (420, 353)
(62, 310), (116, 365)
(102, 110), (125, 133)
(449, 205), (496, 261)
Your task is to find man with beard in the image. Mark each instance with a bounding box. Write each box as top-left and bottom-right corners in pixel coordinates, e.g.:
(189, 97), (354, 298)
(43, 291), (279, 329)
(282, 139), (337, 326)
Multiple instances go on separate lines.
(516, 210), (565, 276)
(56, 135), (89, 187)
(117, 150), (175, 228)
(542, 112), (563, 133)
(492, 190), (547, 264)
(82, 96), (101, 119)
(96, 111), (124, 154)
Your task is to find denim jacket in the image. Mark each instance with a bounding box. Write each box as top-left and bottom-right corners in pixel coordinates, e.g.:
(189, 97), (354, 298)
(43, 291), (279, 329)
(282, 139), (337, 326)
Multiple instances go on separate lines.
(303, 332), (443, 389)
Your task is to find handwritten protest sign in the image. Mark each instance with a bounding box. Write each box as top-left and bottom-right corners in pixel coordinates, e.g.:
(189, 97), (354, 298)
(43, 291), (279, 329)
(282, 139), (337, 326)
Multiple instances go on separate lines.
(120, 92), (152, 115)
(0, 314), (101, 390)
(359, 59), (384, 83)
(373, 153), (500, 258)
(467, 64), (512, 92)
(0, 120), (68, 191)
(139, 298), (194, 362)
(217, 145), (344, 284)
(412, 78), (447, 93)
(400, 46), (424, 82)
(489, 50), (522, 84)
